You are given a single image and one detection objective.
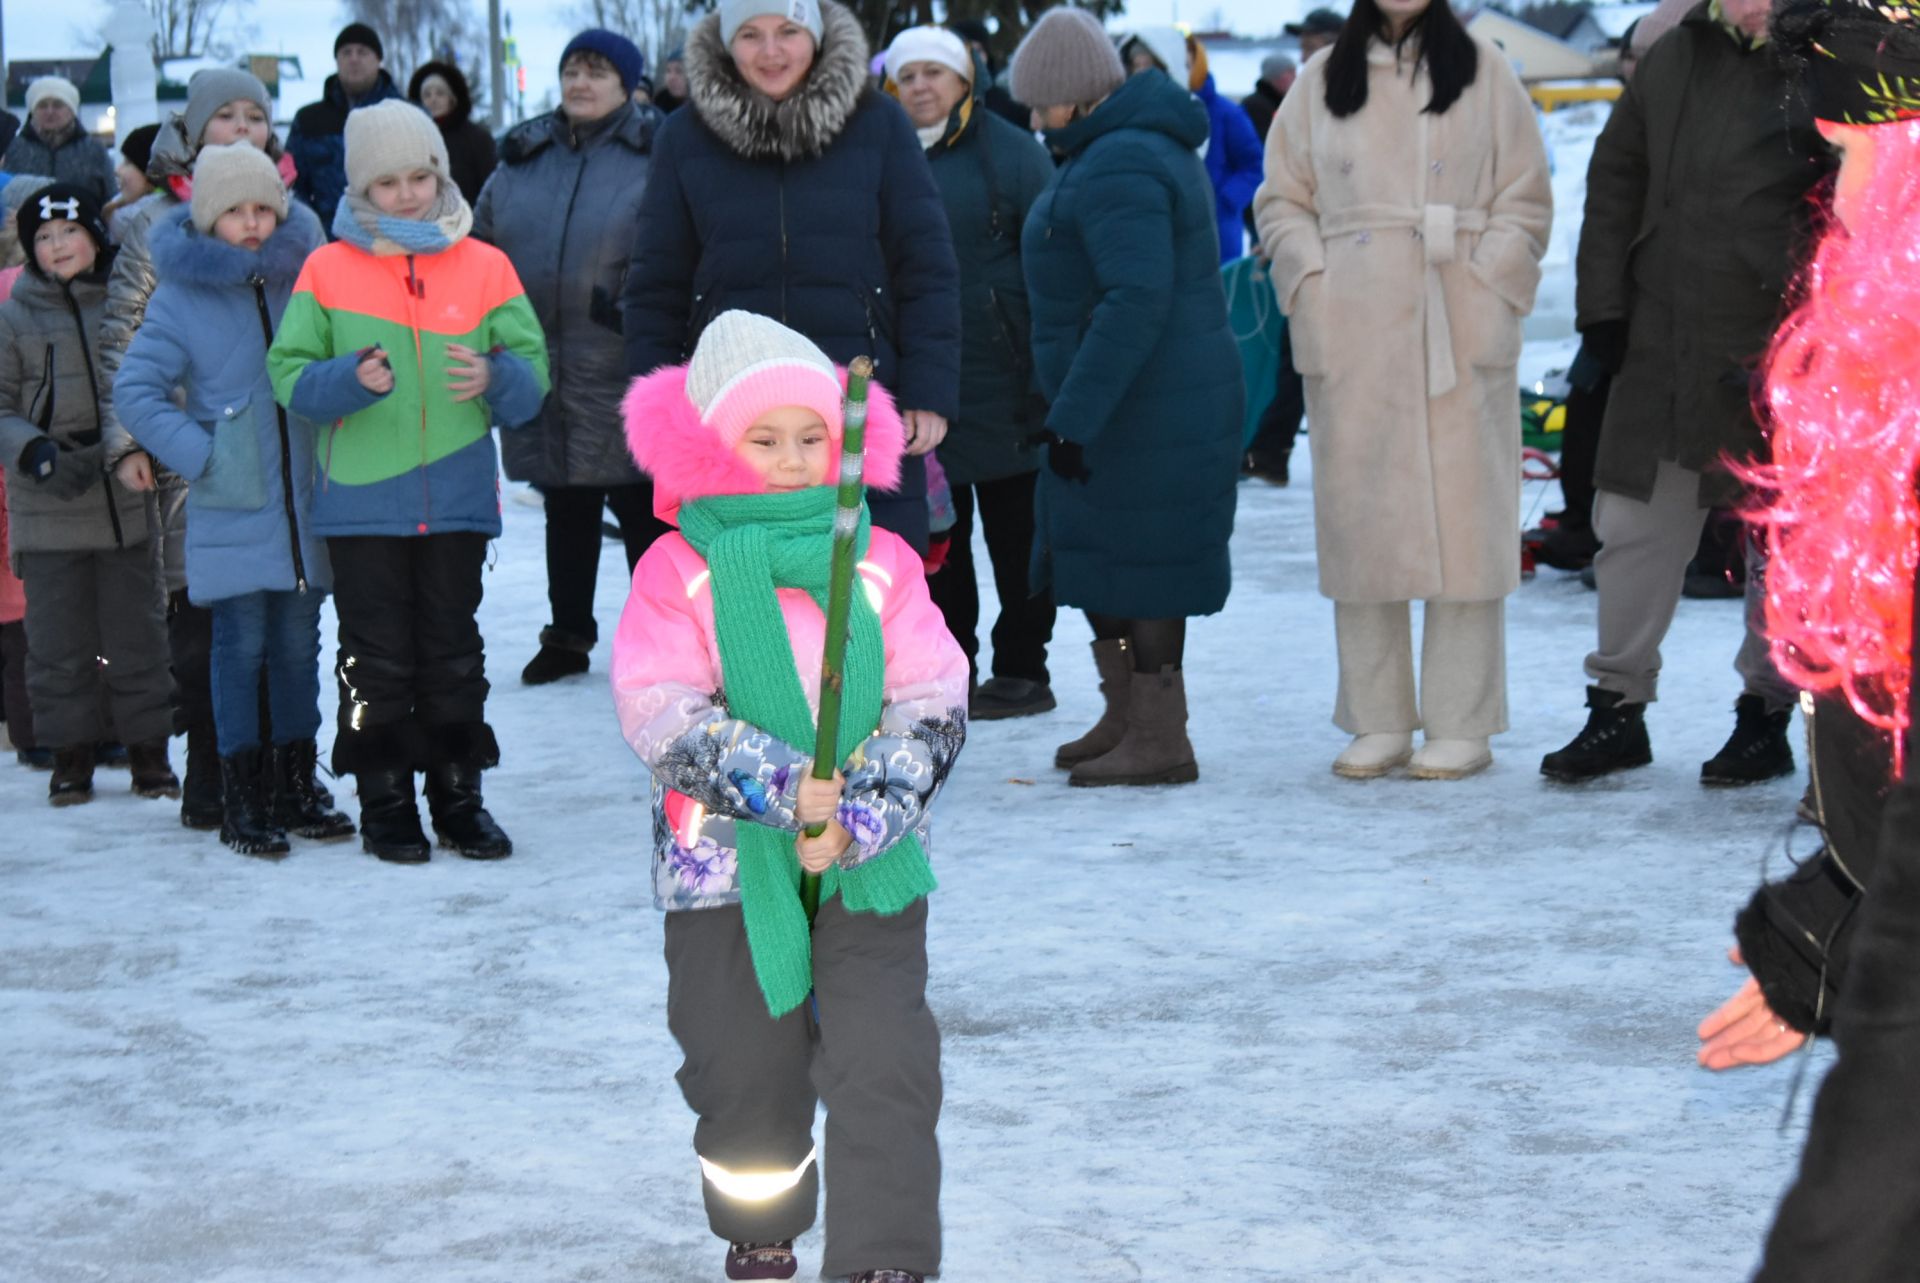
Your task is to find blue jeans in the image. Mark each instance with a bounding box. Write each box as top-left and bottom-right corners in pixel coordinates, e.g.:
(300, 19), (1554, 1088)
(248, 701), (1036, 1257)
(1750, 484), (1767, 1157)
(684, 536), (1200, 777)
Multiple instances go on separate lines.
(209, 590), (325, 755)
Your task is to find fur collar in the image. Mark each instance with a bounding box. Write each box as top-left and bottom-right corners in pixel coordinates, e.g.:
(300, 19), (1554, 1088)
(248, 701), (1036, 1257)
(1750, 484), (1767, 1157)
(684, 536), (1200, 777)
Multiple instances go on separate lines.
(685, 0), (872, 162)
(622, 363), (905, 525)
(148, 201), (322, 289)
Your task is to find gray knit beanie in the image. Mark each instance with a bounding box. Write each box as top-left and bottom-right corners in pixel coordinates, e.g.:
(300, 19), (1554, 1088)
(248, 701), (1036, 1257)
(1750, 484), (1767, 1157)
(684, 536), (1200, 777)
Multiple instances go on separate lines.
(1010, 7), (1125, 109)
(183, 68), (273, 149)
(720, 0), (825, 46)
(343, 99), (450, 197)
(190, 142), (288, 233)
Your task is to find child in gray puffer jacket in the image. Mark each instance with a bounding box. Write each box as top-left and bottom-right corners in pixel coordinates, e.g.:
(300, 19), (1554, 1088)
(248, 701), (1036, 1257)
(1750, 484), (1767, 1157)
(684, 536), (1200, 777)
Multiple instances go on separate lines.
(0, 184), (173, 804)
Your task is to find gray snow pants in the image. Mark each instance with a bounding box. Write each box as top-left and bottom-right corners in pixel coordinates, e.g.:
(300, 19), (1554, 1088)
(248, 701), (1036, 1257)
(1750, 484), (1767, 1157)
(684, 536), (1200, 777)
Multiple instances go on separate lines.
(664, 897), (942, 1278)
(1586, 460), (1795, 710)
(17, 545), (172, 749)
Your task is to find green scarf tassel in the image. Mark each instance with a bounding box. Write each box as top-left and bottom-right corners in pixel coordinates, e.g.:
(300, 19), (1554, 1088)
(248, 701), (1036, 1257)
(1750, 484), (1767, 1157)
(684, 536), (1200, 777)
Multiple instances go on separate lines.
(678, 488), (935, 1017)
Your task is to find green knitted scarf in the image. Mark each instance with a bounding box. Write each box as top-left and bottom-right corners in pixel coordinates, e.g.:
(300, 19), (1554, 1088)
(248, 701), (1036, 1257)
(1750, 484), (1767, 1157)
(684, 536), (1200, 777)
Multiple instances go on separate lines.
(677, 487), (936, 1017)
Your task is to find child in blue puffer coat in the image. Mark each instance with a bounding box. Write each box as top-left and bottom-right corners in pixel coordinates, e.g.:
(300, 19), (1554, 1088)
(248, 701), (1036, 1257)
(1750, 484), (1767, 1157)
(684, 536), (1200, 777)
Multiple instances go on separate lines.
(115, 143), (353, 857)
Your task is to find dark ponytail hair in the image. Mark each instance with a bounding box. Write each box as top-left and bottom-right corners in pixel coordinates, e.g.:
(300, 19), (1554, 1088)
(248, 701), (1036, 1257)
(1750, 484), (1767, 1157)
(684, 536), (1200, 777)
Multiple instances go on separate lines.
(1324, 0), (1479, 118)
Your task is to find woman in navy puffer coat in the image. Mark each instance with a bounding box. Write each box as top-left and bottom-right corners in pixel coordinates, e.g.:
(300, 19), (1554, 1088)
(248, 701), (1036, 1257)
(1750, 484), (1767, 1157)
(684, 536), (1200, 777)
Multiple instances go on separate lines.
(621, 0), (960, 553)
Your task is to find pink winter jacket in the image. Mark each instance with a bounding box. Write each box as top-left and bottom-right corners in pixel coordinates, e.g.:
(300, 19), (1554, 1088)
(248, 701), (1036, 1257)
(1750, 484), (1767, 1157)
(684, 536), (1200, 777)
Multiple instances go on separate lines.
(610, 362), (969, 911)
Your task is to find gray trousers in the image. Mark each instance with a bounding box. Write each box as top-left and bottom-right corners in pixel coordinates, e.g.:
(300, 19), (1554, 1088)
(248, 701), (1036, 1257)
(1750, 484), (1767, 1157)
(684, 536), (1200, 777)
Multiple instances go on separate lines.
(1586, 461), (1794, 710)
(1333, 599), (1509, 738)
(17, 545), (172, 749)
(664, 897), (942, 1278)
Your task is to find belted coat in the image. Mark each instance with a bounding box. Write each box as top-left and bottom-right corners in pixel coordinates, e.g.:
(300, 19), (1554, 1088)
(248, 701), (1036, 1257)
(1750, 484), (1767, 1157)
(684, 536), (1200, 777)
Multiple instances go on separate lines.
(1254, 36), (1551, 603)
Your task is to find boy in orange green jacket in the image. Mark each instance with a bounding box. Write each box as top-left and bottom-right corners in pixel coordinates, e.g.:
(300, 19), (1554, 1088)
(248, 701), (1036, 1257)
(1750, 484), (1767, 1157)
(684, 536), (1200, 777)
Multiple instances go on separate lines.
(268, 99), (548, 864)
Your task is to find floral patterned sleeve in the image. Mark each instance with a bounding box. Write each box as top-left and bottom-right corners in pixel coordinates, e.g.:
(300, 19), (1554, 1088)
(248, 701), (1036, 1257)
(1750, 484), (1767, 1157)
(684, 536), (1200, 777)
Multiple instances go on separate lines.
(835, 534), (971, 867)
(611, 539), (809, 830)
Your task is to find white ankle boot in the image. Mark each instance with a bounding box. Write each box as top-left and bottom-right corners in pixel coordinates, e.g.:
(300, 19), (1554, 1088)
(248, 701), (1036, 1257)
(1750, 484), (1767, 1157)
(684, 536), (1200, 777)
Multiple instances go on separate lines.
(1409, 737), (1493, 780)
(1332, 732), (1414, 779)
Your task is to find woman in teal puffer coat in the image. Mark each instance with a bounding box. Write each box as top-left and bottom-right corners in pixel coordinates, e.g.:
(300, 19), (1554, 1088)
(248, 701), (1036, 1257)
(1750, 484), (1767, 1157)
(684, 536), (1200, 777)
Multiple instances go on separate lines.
(1009, 8), (1242, 789)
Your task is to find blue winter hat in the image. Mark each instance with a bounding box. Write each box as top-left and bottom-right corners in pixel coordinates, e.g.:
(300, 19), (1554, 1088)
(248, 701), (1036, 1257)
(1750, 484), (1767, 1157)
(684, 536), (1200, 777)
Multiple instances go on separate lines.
(560, 29), (647, 94)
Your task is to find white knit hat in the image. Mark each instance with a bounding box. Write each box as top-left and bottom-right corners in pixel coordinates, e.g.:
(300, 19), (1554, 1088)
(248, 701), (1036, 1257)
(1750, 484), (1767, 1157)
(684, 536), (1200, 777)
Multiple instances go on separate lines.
(26, 77), (80, 115)
(190, 142), (288, 233)
(884, 27), (974, 85)
(343, 99), (450, 198)
(1126, 27), (1192, 79)
(686, 311), (844, 449)
(720, 0), (825, 46)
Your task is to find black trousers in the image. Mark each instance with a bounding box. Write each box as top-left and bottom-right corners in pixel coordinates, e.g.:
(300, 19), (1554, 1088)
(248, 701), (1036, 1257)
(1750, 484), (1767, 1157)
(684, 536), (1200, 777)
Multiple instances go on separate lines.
(543, 481), (671, 642)
(167, 589), (214, 736)
(926, 470), (1055, 685)
(1246, 320), (1305, 462)
(327, 533), (489, 752)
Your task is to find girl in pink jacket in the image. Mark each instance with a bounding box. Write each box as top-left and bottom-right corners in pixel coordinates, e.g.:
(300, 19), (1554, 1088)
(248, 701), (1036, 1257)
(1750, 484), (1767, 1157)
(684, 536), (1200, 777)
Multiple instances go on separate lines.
(611, 310), (965, 1283)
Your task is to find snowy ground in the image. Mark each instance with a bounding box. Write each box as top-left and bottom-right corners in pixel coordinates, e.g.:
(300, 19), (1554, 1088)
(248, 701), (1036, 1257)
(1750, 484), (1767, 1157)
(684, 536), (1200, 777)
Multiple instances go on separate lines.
(2, 455), (1828, 1282)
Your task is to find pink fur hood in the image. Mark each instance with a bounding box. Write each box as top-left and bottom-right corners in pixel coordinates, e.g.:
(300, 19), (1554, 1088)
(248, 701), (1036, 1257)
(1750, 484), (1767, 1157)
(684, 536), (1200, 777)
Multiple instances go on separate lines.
(621, 363), (907, 525)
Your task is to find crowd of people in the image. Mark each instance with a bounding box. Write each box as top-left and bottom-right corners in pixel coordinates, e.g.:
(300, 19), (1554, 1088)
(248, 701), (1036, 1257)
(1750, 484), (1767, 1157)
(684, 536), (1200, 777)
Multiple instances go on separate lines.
(3, 0), (1918, 1278)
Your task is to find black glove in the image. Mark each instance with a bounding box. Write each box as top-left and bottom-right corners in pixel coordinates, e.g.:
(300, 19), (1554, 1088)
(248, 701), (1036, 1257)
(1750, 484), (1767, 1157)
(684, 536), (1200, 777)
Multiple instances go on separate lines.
(19, 436), (57, 482)
(1578, 319), (1629, 377)
(38, 443), (105, 501)
(1042, 433), (1090, 483)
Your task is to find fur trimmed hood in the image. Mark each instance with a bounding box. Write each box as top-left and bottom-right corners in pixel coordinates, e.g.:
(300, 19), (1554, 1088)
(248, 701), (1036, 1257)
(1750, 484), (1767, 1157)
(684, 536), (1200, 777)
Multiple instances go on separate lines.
(622, 363), (905, 524)
(148, 199), (321, 289)
(684, 0), (872, 161)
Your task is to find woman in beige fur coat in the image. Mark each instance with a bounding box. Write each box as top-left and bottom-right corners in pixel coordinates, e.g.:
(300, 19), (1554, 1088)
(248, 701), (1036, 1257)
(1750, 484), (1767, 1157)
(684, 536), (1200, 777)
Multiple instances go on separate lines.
(1254, 0), (1550, 780)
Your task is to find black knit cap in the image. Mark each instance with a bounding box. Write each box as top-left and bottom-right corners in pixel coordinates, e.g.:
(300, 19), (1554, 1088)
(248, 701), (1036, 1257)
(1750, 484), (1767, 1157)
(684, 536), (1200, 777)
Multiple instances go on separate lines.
(335, 21), (385, 61)
(118, 122), (160, 175)
(17, 182), (110, 268)
(1774, 0), (1920, 123)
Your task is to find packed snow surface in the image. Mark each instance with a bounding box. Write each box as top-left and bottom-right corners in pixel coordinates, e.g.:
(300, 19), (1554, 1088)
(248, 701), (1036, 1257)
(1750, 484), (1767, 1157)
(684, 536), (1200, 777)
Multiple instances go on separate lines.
(3, 106), (1820, 1282)
(1, 461), (1824, 1281)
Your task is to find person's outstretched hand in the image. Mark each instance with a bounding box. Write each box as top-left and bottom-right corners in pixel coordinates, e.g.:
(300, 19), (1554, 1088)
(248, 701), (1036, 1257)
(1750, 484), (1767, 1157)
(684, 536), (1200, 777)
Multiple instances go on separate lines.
(1697, 947), (1808, 1070)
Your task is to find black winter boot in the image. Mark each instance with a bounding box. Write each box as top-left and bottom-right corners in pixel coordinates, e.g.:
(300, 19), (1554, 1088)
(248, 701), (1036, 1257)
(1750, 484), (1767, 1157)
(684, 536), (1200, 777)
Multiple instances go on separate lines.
(219, 749), (290, 858)
(127, 740), (180, 799)
(270, 740), (356, 840)
(49, 744), (95, 806)
(180, 723), (223, 828)
(425, 723), (512, 859)
(1540, 686), (1653, 782)
(356, 766), (431, 863)
(725, 1241), (797, 1280)
(1701, 694), (1796, 786)
(520, 626), (592, 685)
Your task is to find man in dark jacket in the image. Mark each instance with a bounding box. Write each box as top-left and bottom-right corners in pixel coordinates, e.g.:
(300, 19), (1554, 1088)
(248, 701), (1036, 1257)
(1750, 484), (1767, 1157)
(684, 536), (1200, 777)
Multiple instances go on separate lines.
(1241, 52), (1293, 140)
(1, 78), (116, 205)
(1540, 0), (1832, 788)
(0, 109), (19, 157)
(288, 23), (404, 233)
(622, 0), (961, 556)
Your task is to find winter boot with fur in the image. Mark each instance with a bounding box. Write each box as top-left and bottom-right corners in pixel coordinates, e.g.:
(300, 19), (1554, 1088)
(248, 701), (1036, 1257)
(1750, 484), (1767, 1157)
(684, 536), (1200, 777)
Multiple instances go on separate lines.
(1701, 694), (1795, 786)
(219, 749), (291, 858)
(1069, 665), (1199, 787)
(49, 744), (95, 806)
(1333, 732), (1414, 779)
(1410, 737), (1493, 780)
(848, 1272), (925, 1283)
(179, 721), (224, 829)
(1540, 686), (1653, 782)
(270, 739), (356, 840)
(127, 739), (180, 799)
(725, 1241), (797, 1281)
(521, 626), (592, 686)
(1054, 639), (1133, 769)
(356, 766), (431, 863)
(424, 723), (512, 859)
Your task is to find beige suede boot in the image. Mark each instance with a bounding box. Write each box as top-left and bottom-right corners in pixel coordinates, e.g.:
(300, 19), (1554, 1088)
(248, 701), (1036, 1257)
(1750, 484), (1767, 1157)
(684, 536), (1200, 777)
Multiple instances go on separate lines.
(1053, 638), (1133, 769)
(1068, 665), (1199, 787)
